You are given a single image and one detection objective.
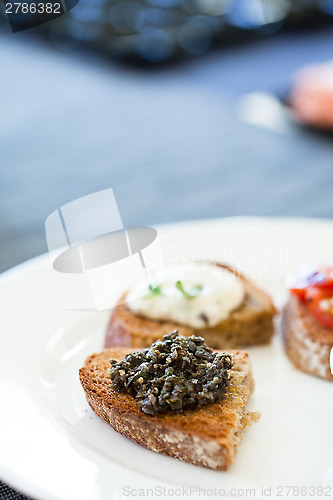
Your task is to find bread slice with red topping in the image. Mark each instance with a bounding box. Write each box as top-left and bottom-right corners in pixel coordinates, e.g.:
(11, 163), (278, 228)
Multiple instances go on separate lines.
(105, 264), (276, 350)
(282, 294), (333, 381)
(79, 347), (259, 471)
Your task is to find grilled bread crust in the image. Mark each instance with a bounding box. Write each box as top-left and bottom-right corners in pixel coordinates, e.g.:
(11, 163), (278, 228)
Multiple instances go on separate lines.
(79, 348), (258, 471)
(282, 294), (333, 381)
(105, 264), (276, 350)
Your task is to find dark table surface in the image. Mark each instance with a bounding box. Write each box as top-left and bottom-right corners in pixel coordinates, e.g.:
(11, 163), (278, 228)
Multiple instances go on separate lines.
(1, 22), (333, 500)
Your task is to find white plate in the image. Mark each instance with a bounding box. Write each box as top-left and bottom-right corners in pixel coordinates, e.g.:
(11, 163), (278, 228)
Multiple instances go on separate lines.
(1, 217), (333, 500)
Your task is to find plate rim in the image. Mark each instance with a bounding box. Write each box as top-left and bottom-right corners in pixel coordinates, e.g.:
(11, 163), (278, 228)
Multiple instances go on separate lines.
(1, 215), (333, 284)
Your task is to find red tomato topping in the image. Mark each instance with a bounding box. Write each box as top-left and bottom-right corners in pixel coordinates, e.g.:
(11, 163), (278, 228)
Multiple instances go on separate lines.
(305, 287), (333, 329)
(287, 266), (333, 302)
(286, 266), (333, 328)
(289, 287), (307, 301)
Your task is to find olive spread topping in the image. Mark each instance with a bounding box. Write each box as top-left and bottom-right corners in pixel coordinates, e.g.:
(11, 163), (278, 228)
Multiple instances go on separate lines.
(109, 330), (233, 415)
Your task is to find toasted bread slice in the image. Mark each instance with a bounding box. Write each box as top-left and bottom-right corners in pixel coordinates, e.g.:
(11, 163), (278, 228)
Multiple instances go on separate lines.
(105, 264), (276, 350)
(282, 294), (333, 381)
(79, 347), (258, 471)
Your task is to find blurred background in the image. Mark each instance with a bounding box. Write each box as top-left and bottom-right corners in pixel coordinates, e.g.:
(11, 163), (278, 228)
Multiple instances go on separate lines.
(1, 0), (333, 274)
(1, 1), (333, 498)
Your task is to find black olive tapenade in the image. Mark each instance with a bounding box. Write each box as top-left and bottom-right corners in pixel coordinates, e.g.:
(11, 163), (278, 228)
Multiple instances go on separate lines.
(109, 330), (233, 415)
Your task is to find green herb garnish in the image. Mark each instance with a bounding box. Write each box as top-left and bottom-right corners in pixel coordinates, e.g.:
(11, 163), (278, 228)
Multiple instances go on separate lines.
(144, 284), (163, 299)
(175, 280), (203, 300)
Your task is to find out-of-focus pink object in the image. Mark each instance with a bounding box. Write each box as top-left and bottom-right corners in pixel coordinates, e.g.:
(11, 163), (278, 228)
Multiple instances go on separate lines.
(290, 62), (333, 130)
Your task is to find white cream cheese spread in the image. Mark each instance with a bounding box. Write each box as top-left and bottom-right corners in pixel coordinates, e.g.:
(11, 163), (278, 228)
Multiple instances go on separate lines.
(126, 262), (245, 328)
